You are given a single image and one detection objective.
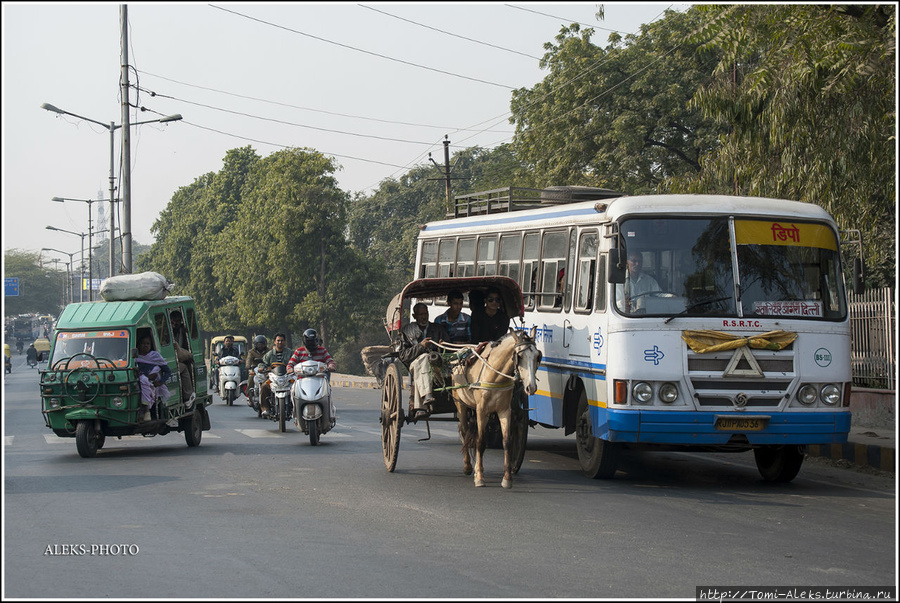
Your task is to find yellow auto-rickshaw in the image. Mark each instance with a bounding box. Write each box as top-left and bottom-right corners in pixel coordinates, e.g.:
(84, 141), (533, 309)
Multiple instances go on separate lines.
(4, 343), (11, 374)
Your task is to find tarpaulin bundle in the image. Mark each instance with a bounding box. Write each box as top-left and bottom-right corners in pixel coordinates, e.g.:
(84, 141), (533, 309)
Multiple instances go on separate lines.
(681, 330), (798, 354)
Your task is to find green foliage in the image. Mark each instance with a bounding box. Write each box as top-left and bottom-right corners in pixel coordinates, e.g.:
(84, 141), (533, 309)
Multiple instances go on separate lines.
(509, 10), (726, 194)
(3, 249), (66, 317)
(671, 4), (896, 286)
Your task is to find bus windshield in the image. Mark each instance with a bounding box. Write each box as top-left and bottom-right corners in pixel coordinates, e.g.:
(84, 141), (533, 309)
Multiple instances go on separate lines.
(615, 217), (846, 320)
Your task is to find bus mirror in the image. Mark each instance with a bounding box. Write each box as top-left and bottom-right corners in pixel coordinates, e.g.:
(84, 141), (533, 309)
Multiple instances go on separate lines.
(608, 249), (626, 284)
(852, 257), (865, 295)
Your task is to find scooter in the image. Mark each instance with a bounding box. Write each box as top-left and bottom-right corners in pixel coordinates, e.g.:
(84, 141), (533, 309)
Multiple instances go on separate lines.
(291, 360), (335, 446)
(217, 355), (242, 406)
(267, 363), (294, 433)
(247, 363), (267, 417)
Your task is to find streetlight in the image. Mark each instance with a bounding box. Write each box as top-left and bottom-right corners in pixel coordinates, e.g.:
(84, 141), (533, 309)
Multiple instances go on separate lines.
(51, 196), (110, 295)
(41, 102), (182, 274)
(45, 225), (95, 301)
(47, 259), (64, 309)
(41, 248), (77, 305)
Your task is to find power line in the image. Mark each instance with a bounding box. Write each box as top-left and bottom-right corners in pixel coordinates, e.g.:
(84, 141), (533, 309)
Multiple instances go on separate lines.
(180, 119), (412, 170)
(209, 4), (517, 90)
(135, 69), (513, 134)
(358, 4), (543, 61)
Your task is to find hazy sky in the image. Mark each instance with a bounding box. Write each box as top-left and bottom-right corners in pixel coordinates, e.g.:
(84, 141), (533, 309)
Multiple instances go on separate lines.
(2, 2), (683, 265)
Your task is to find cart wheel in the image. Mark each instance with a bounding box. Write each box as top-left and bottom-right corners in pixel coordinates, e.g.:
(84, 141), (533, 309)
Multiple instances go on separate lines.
(381, 362), (403, 472)
(509, 384), (529, 474)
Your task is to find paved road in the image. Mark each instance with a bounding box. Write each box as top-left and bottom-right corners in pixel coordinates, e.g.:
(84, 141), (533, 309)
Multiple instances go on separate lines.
(3, 368), (896, 599)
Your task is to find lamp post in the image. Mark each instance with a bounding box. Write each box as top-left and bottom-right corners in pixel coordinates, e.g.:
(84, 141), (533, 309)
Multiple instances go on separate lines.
(50, 196), (110, 297)
(41, 102), (182, 274)
(45, 226), (91, 302)
(41, 248), (77, 305)
(47, 258), (64, 310)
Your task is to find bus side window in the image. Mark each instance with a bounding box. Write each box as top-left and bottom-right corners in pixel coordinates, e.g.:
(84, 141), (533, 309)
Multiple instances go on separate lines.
(575, 232), (599, 312)
(522, 232), (540, 309)
(595, 253), (607, 313)
(154, 313), (171, 347)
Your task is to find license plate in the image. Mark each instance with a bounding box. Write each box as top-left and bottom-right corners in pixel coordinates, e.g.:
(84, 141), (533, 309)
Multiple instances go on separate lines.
(714, 416), (769, 431)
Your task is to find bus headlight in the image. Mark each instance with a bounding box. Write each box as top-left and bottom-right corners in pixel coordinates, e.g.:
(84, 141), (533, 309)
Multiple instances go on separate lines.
(820, 384), (841, 406)
(48, 398), (60, 409)
(797, 384), (818, 406)
(658, 383), (678, 403)
(112, 396), (125, 408)
(633, 382), (653, 403)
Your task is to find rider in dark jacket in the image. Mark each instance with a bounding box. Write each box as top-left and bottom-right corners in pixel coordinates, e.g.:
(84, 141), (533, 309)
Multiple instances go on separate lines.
(26, 343), (38, 366)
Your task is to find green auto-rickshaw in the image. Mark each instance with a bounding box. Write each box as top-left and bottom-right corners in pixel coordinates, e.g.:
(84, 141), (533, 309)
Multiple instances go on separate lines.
(40, 296), (211, 458)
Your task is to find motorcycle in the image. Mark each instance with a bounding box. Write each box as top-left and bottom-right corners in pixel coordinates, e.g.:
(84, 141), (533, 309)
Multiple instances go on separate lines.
(247, 363), (268, 417)
(16, 339), (24, 355)
(217, 355), (242, 406)
(267, 363), (294, 433)
(290, 360), (335, 446)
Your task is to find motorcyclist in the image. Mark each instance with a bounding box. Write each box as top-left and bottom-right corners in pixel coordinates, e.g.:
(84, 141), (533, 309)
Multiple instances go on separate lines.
(259, 333), (291, 418)
(287, 329), (336, 374)
(245, 335), (268, 371)
(213, 335), (242, 393)
(16, 338), (24, 354)
(287, 329), (337, 424)
(245, 335), (269, 408)
(26, 343), (38, 368)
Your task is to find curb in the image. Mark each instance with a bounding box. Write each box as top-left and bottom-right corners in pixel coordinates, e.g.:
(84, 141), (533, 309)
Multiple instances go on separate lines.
(807, 441), (895, 473)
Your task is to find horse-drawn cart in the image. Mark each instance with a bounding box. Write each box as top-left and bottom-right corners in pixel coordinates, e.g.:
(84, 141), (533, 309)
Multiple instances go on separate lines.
(378, 276), (541, 488)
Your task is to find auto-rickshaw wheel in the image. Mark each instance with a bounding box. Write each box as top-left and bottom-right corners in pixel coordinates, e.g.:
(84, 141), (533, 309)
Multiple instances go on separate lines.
(183, 409), (202, 447)
(75, 421), (101, 458)
(380, 362), (403, 472)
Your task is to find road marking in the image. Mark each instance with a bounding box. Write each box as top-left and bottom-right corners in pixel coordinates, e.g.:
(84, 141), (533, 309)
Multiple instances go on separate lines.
(235, 429), (284, 438)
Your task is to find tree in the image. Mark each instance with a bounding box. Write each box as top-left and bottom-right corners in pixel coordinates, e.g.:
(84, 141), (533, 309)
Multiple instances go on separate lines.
(673, 4), (896, 286)
(509, 9), (725, 194)
(3, 250), (65, 317)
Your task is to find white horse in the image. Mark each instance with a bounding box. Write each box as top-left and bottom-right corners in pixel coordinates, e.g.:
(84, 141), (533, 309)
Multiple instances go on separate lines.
(452, 327), (541, 488)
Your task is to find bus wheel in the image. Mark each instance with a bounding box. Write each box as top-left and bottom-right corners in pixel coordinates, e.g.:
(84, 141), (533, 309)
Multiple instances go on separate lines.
(754, 445), (804, 482)
(75, 421), (101, 458)
(575, 391), (619, 479)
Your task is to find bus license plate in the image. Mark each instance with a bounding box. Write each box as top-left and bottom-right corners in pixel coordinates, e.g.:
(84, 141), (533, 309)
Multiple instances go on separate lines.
(714, 416), (769, 431)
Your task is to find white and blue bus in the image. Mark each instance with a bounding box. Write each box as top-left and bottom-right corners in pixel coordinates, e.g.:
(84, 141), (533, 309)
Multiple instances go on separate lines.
(414, 187), (858, 482)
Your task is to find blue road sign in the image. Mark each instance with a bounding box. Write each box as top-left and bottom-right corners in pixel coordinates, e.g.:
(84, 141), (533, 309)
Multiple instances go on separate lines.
(5, 277), (19, 296)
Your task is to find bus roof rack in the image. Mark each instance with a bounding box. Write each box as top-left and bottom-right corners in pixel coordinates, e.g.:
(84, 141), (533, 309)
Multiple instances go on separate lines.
(448, 186), (624, 218)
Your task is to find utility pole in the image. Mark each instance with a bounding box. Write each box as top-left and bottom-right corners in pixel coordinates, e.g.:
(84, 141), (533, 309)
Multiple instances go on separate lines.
(120, 4), (133, 273)
(428, 136), (463, 216)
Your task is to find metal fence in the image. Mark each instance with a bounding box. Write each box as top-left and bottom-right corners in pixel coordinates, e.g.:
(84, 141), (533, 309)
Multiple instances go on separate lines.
(849, 287), (896, 390)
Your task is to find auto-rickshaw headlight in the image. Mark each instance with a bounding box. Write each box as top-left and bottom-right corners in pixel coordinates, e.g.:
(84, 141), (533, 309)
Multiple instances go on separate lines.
(112, 396), (125, 408)
(49, 398), (60, 409)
